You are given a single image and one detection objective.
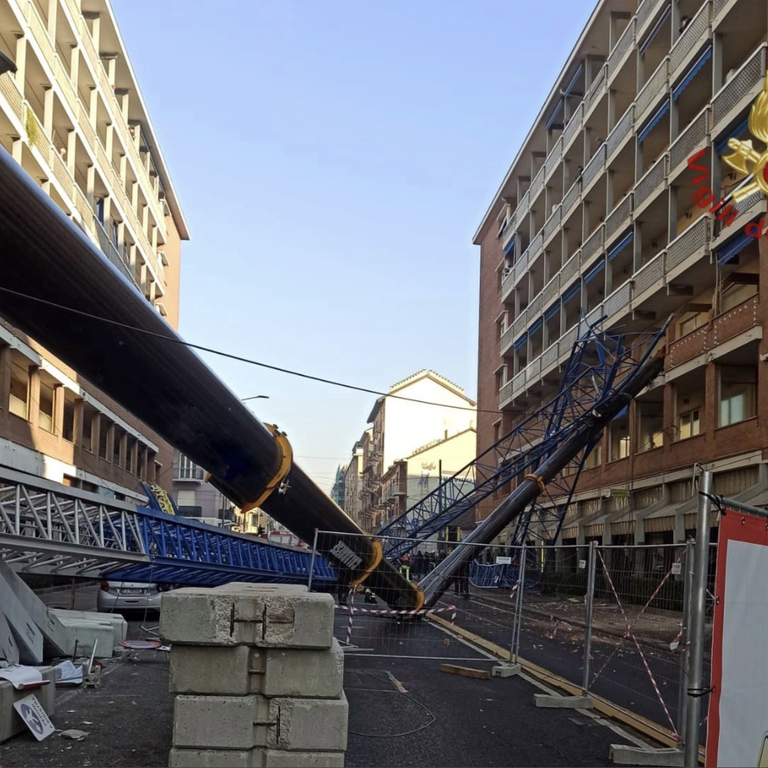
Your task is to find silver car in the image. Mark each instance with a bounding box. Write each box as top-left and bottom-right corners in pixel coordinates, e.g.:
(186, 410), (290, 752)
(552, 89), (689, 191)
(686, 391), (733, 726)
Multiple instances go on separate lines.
(97, 580), (162, 613)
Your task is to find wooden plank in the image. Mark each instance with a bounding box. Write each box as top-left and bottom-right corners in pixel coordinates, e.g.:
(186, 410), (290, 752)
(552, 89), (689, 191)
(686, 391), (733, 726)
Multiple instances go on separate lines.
(439, 663), (491, 680)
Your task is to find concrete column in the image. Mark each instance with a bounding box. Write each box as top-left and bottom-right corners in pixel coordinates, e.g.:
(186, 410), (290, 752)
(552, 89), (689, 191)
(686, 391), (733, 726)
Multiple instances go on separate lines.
(43, 87), (54, 138)
(119, 154), (128, 184)
(669, 184), (679, 240)
(88, 86), (98, 126)
(73, 398), (84, 447)
(105, 55), (117, 88)
(10, 138), (21, 166)
(45, 0), (57, 35)
(14, 35), (26, 94)
(105, 422), (114, 463)
(85, 13), (101, 52)
(118, 430), (127, 468)
(116, 88), (130, 119)
(66, 130), (77, 176)
(105, 122), (114, 159)
(53, 384), (64, 442)
(91, 412), (101, 455)
(131, 181), (139, 210)
(129, 439), (138, 475)
(28, 366), (40, 429)
(633, 220), (643, 273)
(86, 164), (96, 206)
(0, 346), (10, 420)
(712, 34), (724, 93)
(69, 46), (80, 91)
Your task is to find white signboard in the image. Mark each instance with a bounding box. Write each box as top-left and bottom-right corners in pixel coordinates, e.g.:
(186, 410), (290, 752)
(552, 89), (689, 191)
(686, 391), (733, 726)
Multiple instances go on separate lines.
(13, 693), (54, 741)
(578, 559), (587, 570)
(671, 562), (681, 576)
(495, 556), (512, 565)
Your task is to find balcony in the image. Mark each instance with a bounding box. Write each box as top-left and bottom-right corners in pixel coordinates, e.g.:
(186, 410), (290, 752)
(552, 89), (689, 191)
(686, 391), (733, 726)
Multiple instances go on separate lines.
(670, 2), (712, 80)
(582, 144), (607, 194)
(606, 105), (634, 160)
(562, 102), (584, 152)
(607, 19), (636, 85)
(669, 106), (710, 178)
(605, 194), (633, 244)
(665, 216), (709, 278)
(175, 465), (204, 481)
(712, 44), (767, 134)
(636, 0), (666, 39)
(634, 154), (668, 216)
(584, 65), (607, 119)
(637, 57), (670, 128)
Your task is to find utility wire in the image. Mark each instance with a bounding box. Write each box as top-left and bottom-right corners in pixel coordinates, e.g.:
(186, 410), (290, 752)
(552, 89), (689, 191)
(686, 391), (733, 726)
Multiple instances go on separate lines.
(0, 285), (497, 414)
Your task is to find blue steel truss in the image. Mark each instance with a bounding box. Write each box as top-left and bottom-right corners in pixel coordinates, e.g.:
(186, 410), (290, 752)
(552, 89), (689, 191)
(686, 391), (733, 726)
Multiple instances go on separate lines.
(0, 468), (337, 587)
(378, 316), (665, 559)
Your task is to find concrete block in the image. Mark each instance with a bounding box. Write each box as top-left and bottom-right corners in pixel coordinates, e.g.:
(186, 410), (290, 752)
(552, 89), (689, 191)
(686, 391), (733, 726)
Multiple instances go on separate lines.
(269, 694), (348, 752)
(261, 749), (345, 767)
(491, 663), (521, 678)
(49, 614), (115, 658)
(610, 745), (684, 766)
(0, 561), (64, 659)
(173, 694), (348, 752)
(51, 610), (127, 650)
(533, 693), (593, 709)
(0, 667), (56, 743)
(0, 566), (44, 663)
(170, 640), (344, 698)
(160, 584), (334, 649)
(169, 748), (253, 768)
(173, 695), (270, 749)
(0, 610), (19, 665)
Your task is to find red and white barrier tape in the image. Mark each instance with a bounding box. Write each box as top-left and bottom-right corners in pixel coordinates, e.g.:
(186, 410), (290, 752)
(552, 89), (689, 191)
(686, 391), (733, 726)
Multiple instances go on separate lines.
(596, 549), (680, 738)
(335, 602), (458, 646)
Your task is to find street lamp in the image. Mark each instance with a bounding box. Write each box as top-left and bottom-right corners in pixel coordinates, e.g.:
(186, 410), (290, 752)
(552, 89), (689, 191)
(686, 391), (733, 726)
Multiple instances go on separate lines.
(241, 395), (270, 402)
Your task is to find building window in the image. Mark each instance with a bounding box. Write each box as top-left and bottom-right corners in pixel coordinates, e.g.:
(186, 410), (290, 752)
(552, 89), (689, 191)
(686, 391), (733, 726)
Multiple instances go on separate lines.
(638, 401), (664, 452)
(585, 444), (601, 469)
(98, 421), (109, 460)
(609, 411), (631, 461)
(9, 358), (29, 420)
(177, 454), (203, 480)
(38, 377), (55, 433)
(678, 408), (701, 439)
(678, 310), (708, 337)
(82, 406), (95, 451)
(720, 281), (757, 313)
(719, 365), (757, 427)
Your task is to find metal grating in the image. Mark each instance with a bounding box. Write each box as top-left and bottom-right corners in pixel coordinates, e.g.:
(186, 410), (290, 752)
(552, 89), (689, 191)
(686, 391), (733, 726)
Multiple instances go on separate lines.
(562, 180), (581, 216)
(713, 45), (767, 126)
(514, 252), (529, 282)
(581, 225), (604, 264)
(605, 194), (633, 241)
(528, 293), (542, 320)
(637, 0), (664, 33)
(560, 325), (578, 355)
(666, 217), (708, 271)
(607, 106), (634, 158)
(543, 274), (561, 307)
(671, 2), (711, 75)
(633, 252), (665, 296)
(498, 379), (514, 407)
(561, 251), (580, 285)
(512, 308), (528, 338)
(635, 154), (668, 209)
(527, 356), (542, 382)
(608, 19), (636, 80)
(636, 58), (670, 120)
(585, 65), (607, 113)
(562, 102), (584, 148)
(545, 137), (563, 178)
(518, 189), (531, 221)
(669, 107), (710, 172)
(529, 229), (544, 258)
(501, 269), (515, 300)
(541, 342), (559, 369)
(603, 281), (631, 319)
(500, 324), (515, 352)
(530, 166), (546, 200)
(543, 205), (562, 242)
(586, 304), (604, 326)
(582, 144), (606, 189)
(713, 0), (728, 15)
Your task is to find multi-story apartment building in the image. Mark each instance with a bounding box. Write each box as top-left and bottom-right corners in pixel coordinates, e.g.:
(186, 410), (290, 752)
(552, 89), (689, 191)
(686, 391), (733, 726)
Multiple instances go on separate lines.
(330, 464), (346, 508)
(358, 370), (476, 532)
(474, 0), (768, 550)
(172, 453), (236, 527)
(0, 0), (188, 501)
(342, 440), (364, 525)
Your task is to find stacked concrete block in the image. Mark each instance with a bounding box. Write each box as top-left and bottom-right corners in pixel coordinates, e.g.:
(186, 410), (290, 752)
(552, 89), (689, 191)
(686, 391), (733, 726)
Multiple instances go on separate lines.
(161, 583), (347, 768)
(0, 666), (56, 742)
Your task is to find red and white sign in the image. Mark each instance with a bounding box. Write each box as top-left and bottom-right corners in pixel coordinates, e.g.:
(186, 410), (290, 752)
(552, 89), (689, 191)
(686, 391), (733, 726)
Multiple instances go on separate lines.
(707, 509), (768, 767)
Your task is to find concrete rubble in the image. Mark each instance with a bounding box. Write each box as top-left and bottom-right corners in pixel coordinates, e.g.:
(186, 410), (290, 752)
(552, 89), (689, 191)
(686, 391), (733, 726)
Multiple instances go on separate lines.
(162, 582), (347, 768)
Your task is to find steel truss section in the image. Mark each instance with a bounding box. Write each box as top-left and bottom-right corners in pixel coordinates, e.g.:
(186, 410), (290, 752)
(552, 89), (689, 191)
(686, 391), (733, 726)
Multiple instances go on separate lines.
(0, 467), (336, 586)
(378, 315), (666, 559)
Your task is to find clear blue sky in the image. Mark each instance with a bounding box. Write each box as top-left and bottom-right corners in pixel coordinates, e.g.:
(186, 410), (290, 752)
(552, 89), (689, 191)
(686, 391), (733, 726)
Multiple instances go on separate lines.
(113, 0), (594, 492)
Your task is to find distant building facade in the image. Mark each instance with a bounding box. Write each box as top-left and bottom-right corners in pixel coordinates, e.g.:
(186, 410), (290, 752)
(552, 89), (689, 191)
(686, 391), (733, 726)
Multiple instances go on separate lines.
(343, 441), (364, 525)
(172, 452), (235, 528)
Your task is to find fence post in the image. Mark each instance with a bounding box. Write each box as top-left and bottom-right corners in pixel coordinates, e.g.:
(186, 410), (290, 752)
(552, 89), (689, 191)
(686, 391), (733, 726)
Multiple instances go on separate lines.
(677, 539), (694, 744)
(512, 541), (527, 662)
(684, 471), (712, 768)
(307, 528), (319, 592)
(582, 540), (597, 693)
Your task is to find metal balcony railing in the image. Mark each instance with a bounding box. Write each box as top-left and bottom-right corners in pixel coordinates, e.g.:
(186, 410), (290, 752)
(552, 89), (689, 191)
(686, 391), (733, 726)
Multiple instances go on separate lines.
(607, 105), (634, 158)
(562, 179), (581, 217)
(607, 19), (636, 81)
(635, 154), (668, 210)
(666, 216), (709, 272)
(543, 204), (562, 243)
(669, 106), (710, 174)
(562, 102), (584, 149)
(633, 251), (666, 297)
(605, 194), (633, 242)
(712, 44), (767, 128)
(670, 2), (711, 77)
(636, 57), (670, 123)
(585, 65), (607, 114)
(604, 280), (632, 320)
(530, 165), (546, 201)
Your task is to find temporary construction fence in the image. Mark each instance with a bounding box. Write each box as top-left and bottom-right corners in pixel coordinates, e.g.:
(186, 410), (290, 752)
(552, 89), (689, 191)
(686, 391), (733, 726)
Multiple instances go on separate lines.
(308, 530), (714, 749)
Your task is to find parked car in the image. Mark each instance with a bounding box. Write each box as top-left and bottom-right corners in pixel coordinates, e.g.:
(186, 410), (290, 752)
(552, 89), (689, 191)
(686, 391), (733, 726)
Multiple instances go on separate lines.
(97, 580), (163, 613)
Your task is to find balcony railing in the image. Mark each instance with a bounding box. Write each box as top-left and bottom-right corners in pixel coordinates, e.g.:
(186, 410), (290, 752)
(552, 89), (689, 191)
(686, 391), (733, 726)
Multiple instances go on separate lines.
(545, 137), (563, 180)
(581, 224), (604, 268)
(633, 251), (666, 297)
(637, 0), (665, 36)
(670, 2), (711, 77)
(636, 57), (670, 123)
(604, 280), (632, 320)
(712, 44), (767, 128)
(582, 144), (606, 190)
(530, 164), (545, 201)
(666, 216), (709, 273)
(635, 154), (668, 210)
(584, 65), (607, 115)
(670, 106), (710, 174)
(607, 105), (634, 158)
(607, 19), (636, 81)
(175, 465), (205, 481)
(562, 102), (584, 149)
(543, 204), (561, 244)
(605, 194), (633, 242)
(562, 179), (581, 217)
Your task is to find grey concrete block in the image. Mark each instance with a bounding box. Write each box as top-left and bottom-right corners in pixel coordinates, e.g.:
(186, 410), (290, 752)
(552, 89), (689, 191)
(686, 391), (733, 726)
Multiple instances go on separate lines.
(269, 694), (348, 752)
(0, 667), (56, 743)
(610, 745), (684, 766)
(491, 663), (521, 678)
(51, 609), (127, 651)
(170, 640), (344, 698)
(0, 566), (44, 663)
(160, 584), (334, 649)
(261, 749), (345, 767)
(0, 561), (64, 659)
(0, 610), (19, 665)
(173, 695), (270, 750)
(48, 613), (116, 658)
(169, 748), (254, 768)
(533, 693), (593, 709)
